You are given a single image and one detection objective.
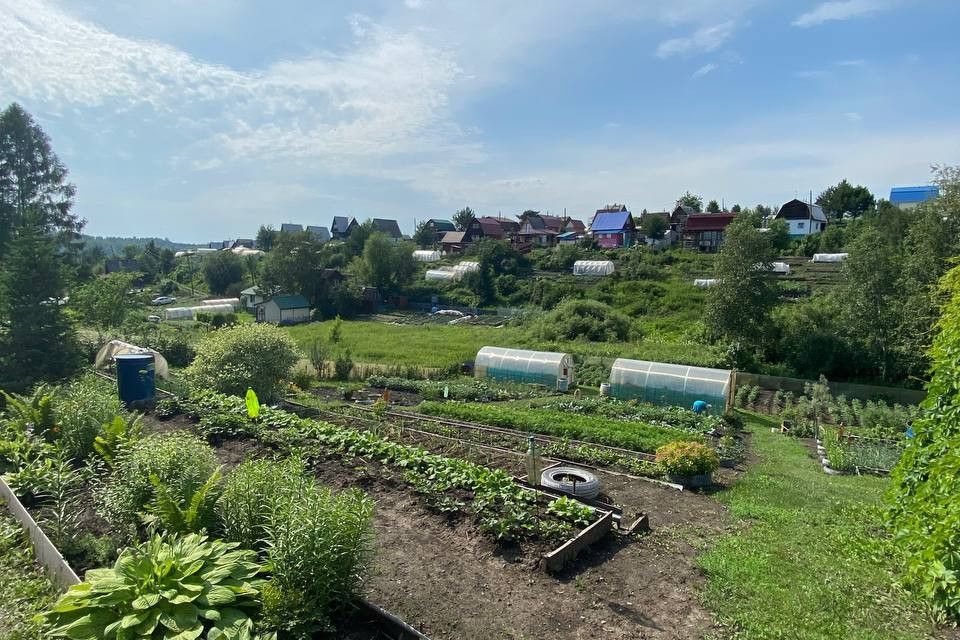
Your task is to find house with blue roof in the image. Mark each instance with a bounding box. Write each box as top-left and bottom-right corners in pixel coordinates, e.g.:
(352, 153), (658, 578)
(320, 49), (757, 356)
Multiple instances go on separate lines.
(588, 205), (636, 248)
(890, 185), (939, 209)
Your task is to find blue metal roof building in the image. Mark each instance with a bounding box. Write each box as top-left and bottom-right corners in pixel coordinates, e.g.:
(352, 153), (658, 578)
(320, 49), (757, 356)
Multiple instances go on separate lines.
(890, 185), (939, 207)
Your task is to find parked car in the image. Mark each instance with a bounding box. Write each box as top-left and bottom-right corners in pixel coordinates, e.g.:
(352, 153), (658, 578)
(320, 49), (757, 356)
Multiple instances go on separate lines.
(151, 296), (176, 305)
(146, 315), (161, 323)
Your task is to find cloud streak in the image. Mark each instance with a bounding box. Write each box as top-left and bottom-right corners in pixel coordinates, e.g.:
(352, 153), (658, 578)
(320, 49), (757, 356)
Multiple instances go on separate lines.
(792, 0), (889, 28)
(692, 63), (718, 78)
(656, 20), (736, 58)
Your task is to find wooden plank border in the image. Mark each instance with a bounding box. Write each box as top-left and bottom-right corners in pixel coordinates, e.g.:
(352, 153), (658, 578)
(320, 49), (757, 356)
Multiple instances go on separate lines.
(0, 476), (80, 590)
(542, 510), (614, 573)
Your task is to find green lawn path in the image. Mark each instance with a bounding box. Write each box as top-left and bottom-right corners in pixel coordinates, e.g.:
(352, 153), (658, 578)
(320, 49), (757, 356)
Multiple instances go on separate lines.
(0, 512), (56, 640)
(699, 412), (935, 640)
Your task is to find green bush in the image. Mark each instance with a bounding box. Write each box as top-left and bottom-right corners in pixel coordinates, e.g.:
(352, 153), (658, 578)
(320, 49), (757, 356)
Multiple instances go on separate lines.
(55, 373), (123, 461)
(655, 441), (719, 477)
(217, 457), (374, 636)
(183, 323), (301, 401)
(42, 533), (265, 640)
(534, 298), (634, 342)
(97, 433), (218, 535)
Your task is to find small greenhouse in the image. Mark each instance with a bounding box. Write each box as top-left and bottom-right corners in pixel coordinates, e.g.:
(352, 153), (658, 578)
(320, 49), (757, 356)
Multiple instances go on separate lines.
(693, 278), (718, 287)
(94, 340), (170, 379)
(425, 269), (458, 281)
(475, 346), (574, 387)
(771, 261), (790, 274)
(413, 250), (441, 262)
(164, 304), (236, 320)
(608, 358), (732, 410)
(201, 298), (240, 308)
(811, 253), (848, 263)
(572, 260), (615, 276)
(453, 261), (480, 274)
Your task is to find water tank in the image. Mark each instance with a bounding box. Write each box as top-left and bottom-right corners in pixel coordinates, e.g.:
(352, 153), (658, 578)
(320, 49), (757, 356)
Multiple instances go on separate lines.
(115, 353), (156, 405)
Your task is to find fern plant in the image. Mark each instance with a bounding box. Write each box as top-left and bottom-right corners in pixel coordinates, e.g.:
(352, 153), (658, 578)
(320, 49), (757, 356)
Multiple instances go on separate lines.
(1, 385), (57, 441)
(93, 414), (142, 467)
(143, 467), (223, 534)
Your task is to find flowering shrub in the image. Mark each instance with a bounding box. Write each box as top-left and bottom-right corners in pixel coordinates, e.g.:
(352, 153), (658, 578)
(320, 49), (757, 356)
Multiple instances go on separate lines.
(655, 441), (719, 477)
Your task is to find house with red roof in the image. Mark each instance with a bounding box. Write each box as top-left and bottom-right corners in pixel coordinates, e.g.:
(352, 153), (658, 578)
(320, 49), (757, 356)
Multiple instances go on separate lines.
(682, 212), (737, 251)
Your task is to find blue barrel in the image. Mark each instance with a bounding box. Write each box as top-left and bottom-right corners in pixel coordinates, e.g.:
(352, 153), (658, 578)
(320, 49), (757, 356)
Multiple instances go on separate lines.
(115, 353), (156, 404)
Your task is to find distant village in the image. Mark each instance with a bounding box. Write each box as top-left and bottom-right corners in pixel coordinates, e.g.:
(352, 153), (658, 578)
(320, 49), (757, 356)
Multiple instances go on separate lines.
(186, 184), (938, 257)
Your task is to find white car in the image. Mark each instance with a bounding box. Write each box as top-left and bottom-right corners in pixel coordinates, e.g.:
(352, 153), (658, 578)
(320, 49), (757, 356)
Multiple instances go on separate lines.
(151, 296), (176, 305)
(146, 315), (161, 323)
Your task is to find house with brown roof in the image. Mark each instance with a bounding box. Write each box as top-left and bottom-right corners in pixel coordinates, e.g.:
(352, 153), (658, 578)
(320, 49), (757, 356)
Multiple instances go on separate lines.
(440, 231), (468, 254)
(516, 212), (563, 247)
(682, 212), (737, 252)
(464, 216), (507, 242)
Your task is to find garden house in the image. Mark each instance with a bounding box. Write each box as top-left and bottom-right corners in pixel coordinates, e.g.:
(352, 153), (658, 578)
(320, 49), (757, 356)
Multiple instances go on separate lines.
(890, 185), (939, 209)
(474, 346), (574, 387)
(413, 250), (442, 262)
(775, 199), (827, 237)
(811, 253), (848, 263)
(255, 295), (310, 325)
(588, 205), (636, 248)
(609, 359), (733, 410)
(572, 260), (615, 276)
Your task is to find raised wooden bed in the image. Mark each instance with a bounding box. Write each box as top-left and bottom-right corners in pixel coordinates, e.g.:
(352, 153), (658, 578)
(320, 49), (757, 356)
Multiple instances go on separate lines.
(542, 510), (615, 573)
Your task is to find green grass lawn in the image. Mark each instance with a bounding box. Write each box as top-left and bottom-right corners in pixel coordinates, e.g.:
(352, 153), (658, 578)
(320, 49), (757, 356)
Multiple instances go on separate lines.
(0, 513), (56, 640)
(284, 319), (722, 371)
(699, 412), (936, 640)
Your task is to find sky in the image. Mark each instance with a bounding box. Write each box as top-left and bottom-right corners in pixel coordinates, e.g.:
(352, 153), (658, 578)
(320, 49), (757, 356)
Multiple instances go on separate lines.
(1, 0), (959, 243)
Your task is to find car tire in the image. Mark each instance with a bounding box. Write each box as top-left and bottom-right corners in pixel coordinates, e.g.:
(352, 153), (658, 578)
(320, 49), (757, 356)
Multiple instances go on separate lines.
(539, 466), (601, 499)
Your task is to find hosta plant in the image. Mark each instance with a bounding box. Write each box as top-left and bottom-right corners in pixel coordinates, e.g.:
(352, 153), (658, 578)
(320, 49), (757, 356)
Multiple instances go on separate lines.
(42, 533), (265, 640)
(655, 441), (719, 478)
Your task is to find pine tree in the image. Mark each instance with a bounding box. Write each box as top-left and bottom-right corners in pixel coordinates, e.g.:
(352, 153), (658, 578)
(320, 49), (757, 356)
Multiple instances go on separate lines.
(0, 211), (81, 392)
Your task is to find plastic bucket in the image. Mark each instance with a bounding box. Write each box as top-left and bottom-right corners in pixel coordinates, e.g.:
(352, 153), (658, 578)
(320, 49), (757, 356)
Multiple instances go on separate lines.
(115, 353), (156, 405)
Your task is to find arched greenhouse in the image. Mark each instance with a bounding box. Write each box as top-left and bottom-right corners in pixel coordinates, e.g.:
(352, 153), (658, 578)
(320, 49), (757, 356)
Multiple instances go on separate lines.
(413, 250), (441, 262)
(608, 358), (733, 410)
(475, 346), (574, 387)
(164, 304), (236, 320)
(572, 260), (615, 276)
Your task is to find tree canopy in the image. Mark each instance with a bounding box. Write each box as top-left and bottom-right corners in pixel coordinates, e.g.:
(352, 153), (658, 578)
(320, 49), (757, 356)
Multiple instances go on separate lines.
(0, 103), (82, 259)
(676, 191), (703, 213)
(639, 214), (667, 239)
(202, 250), (245, 295)
(452, 207), (476, 231)
(705, 199), (721, 213)
(816, 179), (875, 218)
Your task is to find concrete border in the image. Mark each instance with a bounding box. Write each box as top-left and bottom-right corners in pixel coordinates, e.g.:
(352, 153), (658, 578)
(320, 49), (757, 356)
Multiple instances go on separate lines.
(0, 476), (80, 590)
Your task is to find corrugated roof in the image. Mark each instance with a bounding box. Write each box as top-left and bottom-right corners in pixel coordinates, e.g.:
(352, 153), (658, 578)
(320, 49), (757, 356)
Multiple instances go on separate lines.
(271, 294), (309, 310)
(684, 213), (737, 232)
(280, 223), (303, 233)
(441, 231), (466, 243)
(590, 210), (633, 232)
(306, 226), (331, 242)
(428, 219), (456, 231)
(332, 216), (354, 233)
(890, 185), (939, 204)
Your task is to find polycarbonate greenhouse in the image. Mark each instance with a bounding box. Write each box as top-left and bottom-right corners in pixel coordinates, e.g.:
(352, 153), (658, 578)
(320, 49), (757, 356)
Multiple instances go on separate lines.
(425, 269), (458, 281)
(163, 304), (236, 320)
(811, 253), (848, 263)
(413, 250), (441, 262)
(201, 298), (240, 308)
(608, 358), (733, 410)
(693, 278), (718, 287)
(771, 261), (790, 274)
(475, 346), (574, 387)
(572, 260), (615, 276)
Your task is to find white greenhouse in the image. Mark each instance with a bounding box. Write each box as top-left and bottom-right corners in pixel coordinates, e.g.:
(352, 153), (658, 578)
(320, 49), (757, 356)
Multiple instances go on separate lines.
(201, 298), (240, 309)
(452, 261), (480, 274)
(164, 304), (236, 320)
(425, 269), (458, 281)
(94, 340), (170, 379)
(771, 261), (790, 274)
(413, 250), (442, 262)
(474, 346), (574, 388)
(811, 253), (849, 263)
(693, 279), (718, 287)
(572, 260), (615, 276)
(609, 359), (733, 410)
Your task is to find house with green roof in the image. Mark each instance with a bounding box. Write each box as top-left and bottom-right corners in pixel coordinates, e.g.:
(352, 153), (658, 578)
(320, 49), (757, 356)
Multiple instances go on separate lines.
(255, 294), (310, 325)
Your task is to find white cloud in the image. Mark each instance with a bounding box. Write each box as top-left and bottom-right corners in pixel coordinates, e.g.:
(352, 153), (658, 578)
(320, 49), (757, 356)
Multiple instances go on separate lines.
(404, 0), (424, 8)
(843, 112), (862, 122)
(0, 0), (466, 167)
(792, 0), (889, 28)
(692, 63), (718, 78)
(656, 20), (736, 58)
(836, 58), (867, 67)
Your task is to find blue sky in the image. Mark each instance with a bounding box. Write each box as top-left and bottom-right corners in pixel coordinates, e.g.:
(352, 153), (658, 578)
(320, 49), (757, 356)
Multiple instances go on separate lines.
(1, 0), (958, 242)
